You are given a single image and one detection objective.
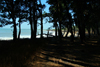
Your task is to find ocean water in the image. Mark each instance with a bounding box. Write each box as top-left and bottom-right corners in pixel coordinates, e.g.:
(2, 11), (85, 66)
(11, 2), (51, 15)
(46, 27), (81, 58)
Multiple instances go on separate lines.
(0, 28), (55, 40)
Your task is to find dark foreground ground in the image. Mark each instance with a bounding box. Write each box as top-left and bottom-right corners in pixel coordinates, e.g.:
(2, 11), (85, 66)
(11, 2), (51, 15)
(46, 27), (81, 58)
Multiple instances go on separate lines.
(0, 36), (100, 67)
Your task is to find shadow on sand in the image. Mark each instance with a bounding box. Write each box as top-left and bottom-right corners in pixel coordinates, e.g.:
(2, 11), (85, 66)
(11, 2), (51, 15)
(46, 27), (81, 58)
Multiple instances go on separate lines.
(32, 37), (100, 67)
(0, 37), (100, 67)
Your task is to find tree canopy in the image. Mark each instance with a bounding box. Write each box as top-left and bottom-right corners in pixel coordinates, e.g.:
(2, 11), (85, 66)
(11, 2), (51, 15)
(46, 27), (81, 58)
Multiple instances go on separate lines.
(0, 0), (100, 43)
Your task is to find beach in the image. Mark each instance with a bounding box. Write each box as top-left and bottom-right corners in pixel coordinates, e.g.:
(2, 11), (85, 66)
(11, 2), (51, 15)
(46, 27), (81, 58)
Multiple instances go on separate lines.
(0, 28), (54, 40)
(0, 28), (79, 40)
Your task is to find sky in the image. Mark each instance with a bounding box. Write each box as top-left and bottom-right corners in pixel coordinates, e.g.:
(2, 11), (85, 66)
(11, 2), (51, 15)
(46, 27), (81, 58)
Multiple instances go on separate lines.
(1, 0), (74, 29)
(2, 0), (53, 29)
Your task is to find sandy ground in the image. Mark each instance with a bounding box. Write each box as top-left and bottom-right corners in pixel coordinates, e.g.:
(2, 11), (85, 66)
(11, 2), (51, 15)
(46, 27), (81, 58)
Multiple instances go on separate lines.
(62, 32), (79, 37)
(0, 36), (100, 67)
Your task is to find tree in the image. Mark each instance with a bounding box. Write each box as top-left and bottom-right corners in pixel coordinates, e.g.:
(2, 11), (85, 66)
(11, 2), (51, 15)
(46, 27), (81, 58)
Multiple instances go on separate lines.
(0, 0), (21, 41)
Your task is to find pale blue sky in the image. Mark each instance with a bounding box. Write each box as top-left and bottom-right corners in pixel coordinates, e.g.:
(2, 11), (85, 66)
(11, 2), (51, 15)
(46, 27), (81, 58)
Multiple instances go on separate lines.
(2, 0), (53, 29)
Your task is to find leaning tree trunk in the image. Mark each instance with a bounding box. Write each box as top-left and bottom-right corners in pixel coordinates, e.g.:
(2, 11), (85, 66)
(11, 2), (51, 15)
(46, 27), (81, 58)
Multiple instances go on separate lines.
(65, 27), (70, 37)
(64, 28), (66, 37)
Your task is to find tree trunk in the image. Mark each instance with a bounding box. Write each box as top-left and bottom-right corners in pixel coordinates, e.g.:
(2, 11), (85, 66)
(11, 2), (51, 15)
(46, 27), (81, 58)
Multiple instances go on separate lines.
(11, 0), (17, 41)
(47, 29), (49, 38)
(65, 27), (70, 37)
(56, 0), (62, 41)
(39, 0), (43, 38)
(18, 21), (21, 39)
(55, 22), (57, 38)
(33, 20), (37, 39)
(59, 22), (61, 37)
(64, 28), (66, 37)
(97, 27), (99, 35)
(70, 26), (74, 42)
(40, 9), (43, 38)
(79, 27), (83, 43)
(30, 22), (34, 39)
(92, 28), (95, 35)
(74, 26), (75, 36)
(68, 12), (74, 41)
(29, 3), (34, 39)
(13, 19), (17, 41)
(33, 0), (37, 39)
(87, 28), (90, 38)
(78, 21), (84, 43)
(82, 23), (85, 39)
(96, 22), (99, 35)
(80, 25), (85, 43)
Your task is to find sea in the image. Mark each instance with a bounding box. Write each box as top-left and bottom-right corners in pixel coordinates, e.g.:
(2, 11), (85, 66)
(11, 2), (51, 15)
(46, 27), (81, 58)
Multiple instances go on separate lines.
(0, 28), (55, 40)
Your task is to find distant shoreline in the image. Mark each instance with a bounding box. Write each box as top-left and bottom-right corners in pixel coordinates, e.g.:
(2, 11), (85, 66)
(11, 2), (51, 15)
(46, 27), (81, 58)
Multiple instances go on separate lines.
(0, 28), (79, 40)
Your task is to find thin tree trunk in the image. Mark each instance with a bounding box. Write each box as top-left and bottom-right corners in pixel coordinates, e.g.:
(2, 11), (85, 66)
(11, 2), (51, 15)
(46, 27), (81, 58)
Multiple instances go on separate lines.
(39, 0), (43, 38)
(92, 28), (95, 35)
(93, 28), (94, 35)
(97, 27), (99, 35)
(47, 29), (50, 38)
(82, 23), (85, 39)
(70, 26), (74, 42)
(65, 27), (70, 37)
(74, 26), (75, 36)
(80, 26), (85, 43)
(18, 21), (21, 39)
(33, 0), (37, 39)
(79, 27), (83, 43)
(78, 21), (84, 43)
(30, 21), (34, 39)
(55, 22), (57, 38)
(59, 22), (62, 39)
(68, 12), (74, 41)
(40, 9), (43, 38)
(69, 19), (74, 42)
(64, 28), (66, 37)
(29, 3), (33, 39)
(96, 22), (99, 35)
(34, 20), (37, 39)
(87, 28), (90, 38)
(57, 1), (62, 40)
